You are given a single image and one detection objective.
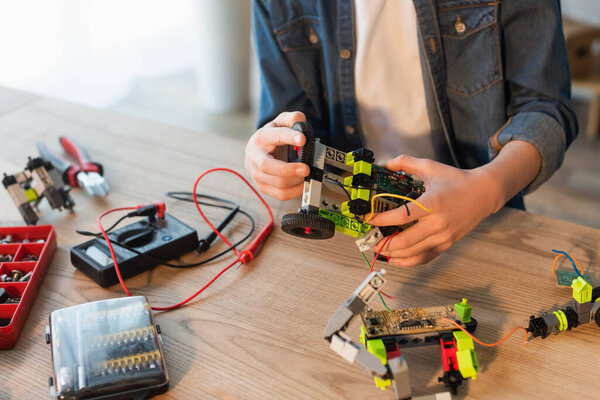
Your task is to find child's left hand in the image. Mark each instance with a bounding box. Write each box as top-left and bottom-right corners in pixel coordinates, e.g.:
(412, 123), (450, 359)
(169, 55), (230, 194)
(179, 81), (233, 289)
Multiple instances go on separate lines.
(368, 154), (502, 267)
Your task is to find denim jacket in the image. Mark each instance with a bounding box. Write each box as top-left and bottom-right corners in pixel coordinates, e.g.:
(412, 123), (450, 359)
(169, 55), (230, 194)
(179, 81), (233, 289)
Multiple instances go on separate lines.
(253, 0), (578, 194)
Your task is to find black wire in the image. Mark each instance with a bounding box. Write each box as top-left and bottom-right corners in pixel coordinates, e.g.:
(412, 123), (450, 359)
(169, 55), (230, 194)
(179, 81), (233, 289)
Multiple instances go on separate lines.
(324, 177), (363, 223)
(76, 193), (256, 269)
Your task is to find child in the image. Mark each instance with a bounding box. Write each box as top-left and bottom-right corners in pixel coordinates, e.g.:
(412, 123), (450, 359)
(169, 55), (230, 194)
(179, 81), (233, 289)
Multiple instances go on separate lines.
(245, 0), (577, 267)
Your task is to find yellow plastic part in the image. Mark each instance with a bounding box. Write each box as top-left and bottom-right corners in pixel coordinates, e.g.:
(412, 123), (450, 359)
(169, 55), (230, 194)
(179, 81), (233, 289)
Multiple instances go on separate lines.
(343, 175), (353, 187)
(346, 151), (355, 166)
(351, 187), (370, 201)
(341, 201), (354, 217)
(353, 160), (372, 176)
(571, 276), (592, 304)
(453, 331), (478, 380)
(360, 325), (367, 346)
(319, 208), (371, 236)
(553, 310), (568, 331)
(365, 339), (392, 390)
(24, 188), (38, 202)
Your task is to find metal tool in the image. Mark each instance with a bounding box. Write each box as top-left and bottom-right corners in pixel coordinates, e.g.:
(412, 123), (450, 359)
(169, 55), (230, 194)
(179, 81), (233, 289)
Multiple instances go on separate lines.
(38, 137), (109, 196)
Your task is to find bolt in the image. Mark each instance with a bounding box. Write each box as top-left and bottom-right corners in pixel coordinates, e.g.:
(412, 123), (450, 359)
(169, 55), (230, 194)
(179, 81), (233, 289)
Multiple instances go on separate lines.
(11, 270), (23, 282)
(19, 271), (33, 282)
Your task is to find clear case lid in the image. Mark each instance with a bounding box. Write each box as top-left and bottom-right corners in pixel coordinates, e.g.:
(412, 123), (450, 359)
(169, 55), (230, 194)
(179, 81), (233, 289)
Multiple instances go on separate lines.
(48, 296), (168, 399)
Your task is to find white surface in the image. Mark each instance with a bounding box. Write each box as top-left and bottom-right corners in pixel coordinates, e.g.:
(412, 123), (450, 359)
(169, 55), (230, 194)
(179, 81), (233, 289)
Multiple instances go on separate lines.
(354, 0), (434, 161)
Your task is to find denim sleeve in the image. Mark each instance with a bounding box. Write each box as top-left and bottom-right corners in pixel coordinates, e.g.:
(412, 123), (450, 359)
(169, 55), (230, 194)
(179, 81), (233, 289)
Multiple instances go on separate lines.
(252, 0), (317, 130)
(490, 0), (578, 193)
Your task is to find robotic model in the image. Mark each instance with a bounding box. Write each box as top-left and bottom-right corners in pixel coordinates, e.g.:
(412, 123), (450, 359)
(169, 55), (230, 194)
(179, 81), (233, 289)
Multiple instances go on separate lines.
(2, 157), (74, 225)
(280, 122), (425, 252)
(324, 270), (479, 399)
(528, 275), (600, 339)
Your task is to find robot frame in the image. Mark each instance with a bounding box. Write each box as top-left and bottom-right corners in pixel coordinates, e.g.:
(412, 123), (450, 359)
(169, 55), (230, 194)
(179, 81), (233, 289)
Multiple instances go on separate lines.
(280, 122), (425, 251)
(324, 270), (479, 399)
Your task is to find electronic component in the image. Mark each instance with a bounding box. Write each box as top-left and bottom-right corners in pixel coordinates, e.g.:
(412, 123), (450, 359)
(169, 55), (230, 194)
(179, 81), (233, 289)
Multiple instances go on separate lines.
(555, 269), (592, 287)
(0, 225), (56, 349)
(46, 296), (168, 400)
(2, 157), (75, 225)
(361, 305), (469, 339)
(280, 121), (424, 250)
(324, 270), (478, 398)
(71, 213), (199, 287)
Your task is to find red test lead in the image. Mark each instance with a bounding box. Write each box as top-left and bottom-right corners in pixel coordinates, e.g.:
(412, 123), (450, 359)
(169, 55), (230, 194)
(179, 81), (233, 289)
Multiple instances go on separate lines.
(98, 168), (274, 311)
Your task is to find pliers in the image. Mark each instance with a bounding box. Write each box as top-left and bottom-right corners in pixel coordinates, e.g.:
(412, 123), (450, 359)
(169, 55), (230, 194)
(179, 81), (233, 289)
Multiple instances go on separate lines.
(38, 137), (109, 196)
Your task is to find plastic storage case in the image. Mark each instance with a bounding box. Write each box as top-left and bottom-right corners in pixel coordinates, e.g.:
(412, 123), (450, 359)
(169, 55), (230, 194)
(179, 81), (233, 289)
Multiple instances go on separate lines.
(0, 225), (56, 349)
(47, 296), (169, 400)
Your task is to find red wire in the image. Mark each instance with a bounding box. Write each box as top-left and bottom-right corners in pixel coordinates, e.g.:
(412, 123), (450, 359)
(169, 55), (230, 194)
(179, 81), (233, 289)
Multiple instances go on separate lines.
(379, 290), (396, 299)
(98, 168), (274, 311)
(370, 231), (400, 272)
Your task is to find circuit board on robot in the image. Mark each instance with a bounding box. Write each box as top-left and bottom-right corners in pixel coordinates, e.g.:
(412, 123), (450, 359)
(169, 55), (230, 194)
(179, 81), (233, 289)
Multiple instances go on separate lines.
(361, 305), (465, 338)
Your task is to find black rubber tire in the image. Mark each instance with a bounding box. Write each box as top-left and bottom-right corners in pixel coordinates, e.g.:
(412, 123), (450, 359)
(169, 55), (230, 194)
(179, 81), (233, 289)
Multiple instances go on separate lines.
(465, 317), (478, 333)
(292, 122), (315, 167)
(281, 212), (335, 240)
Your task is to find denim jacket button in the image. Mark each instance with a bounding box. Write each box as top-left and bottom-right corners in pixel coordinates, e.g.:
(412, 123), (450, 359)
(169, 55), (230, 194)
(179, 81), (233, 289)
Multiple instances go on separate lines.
(340, 49), (352, 59)
(454, 18), (466, 34)
(345, 125), (355, 134)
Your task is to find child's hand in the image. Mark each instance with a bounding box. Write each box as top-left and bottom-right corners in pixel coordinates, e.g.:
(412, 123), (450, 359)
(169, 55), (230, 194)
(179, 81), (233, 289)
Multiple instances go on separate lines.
(369, 154), (502, 267)
(245, 112), (310, 200)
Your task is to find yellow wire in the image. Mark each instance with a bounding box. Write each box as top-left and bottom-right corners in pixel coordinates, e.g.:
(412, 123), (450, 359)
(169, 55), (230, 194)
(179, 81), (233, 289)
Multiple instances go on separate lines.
(552, 253), (585, 277)
(365, 193), (433, 223)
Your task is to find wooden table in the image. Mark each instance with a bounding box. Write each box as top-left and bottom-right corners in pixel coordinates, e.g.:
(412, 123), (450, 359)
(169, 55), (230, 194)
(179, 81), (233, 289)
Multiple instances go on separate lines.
(0, 86), (599, 400)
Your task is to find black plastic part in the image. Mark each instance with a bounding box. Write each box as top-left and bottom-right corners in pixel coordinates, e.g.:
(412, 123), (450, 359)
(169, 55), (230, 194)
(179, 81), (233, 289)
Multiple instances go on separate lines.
(348, 199), (370, 215)
(46, 333), (51, 344)
(70, 213), (199, 287)
(351, 173), (372, 187)
(2, 173), (16, 187)
(307, 166), (323, 182)
(438, 370), (464, 395)
(563, 307), (580, 329)
(280, 212), (335, 240)
(25, 156), (46, 171)
(48, 377), (53, 387)
(464, 317), (478, 333)
(351, 148), (375, 164)
(591, 286), (600, 303)
(527, 315), (549, 339)
(595, 307), (600, 328)
(292, 122), (315, 168)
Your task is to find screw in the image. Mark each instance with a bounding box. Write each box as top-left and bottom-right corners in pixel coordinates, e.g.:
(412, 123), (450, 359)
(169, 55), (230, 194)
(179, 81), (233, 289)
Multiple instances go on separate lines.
(19, 271), (33, 282)
(0, 274), (11, 282)
(11, 270), (23, 282)
(22, 238), (30, 243)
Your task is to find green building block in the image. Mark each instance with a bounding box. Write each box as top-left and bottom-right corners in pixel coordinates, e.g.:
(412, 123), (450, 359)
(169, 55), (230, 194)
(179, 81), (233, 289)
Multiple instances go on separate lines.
(454, 298), (472, 323)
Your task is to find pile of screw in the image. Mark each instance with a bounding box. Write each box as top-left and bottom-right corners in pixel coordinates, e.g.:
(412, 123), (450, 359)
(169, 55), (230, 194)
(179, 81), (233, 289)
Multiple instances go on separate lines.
(0, 288), (20, 304)
(0, 235), (44, 244)
(0, 254), (13, 262)
(21, 255), (39, 262)
(0, 269), (31, 283)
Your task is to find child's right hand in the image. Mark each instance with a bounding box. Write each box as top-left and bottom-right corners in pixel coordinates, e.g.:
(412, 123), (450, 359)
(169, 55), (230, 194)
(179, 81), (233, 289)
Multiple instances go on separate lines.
(245, 111), (310, 200)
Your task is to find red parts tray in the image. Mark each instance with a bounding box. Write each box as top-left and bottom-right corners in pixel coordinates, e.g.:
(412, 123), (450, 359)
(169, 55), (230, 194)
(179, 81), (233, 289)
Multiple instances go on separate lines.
(0, 225), (56, 349)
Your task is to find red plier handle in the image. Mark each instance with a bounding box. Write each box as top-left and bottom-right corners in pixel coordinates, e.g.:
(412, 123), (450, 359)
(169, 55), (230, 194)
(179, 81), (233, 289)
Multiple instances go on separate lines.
(59, 137), (104, 186)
